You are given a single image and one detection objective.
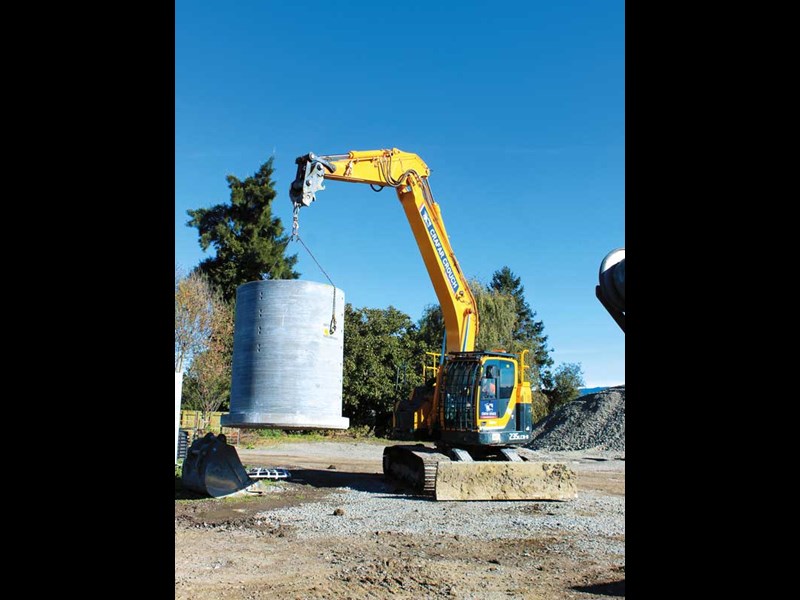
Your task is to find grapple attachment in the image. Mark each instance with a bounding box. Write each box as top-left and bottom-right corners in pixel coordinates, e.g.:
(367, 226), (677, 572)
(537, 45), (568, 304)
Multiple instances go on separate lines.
(181, 432), (255, 498)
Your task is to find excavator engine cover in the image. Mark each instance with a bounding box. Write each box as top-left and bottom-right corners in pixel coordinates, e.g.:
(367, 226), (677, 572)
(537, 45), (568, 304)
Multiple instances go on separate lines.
(181, 433), (255, 497)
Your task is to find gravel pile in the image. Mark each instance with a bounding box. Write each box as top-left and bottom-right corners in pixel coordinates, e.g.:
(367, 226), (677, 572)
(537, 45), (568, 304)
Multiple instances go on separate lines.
(527, 386), (625, 452)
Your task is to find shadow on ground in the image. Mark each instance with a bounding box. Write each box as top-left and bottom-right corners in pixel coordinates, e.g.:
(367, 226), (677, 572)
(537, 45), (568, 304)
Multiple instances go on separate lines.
(572, 579), (625, 596)
(175, 476), (208, 500)
(289, 468), (416, 496)
(175, 468), (420, 501)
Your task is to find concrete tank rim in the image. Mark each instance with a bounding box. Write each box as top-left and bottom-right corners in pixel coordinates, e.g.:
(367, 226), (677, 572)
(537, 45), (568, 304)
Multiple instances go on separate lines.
(236, 279), (343, 293)
(222, 412), (350, 430)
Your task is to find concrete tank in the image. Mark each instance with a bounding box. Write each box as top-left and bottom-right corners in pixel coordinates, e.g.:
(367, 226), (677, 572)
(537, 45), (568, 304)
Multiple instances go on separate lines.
(221, 280), (349, 429)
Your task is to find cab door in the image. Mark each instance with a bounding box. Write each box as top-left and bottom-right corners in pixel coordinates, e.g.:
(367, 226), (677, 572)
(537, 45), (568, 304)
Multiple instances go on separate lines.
(441, 359), (480, 432)
(478, 359), (515, 427)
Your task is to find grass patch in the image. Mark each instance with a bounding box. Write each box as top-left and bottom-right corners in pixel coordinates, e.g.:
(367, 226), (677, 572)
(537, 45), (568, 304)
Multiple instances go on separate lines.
(175, 461), (185, 495)
(257, 429), (285, 439)
(237, 426), (392, 448)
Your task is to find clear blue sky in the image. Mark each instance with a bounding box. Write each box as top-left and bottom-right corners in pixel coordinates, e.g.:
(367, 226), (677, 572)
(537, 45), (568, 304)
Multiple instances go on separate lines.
(175, 0), (625, 388)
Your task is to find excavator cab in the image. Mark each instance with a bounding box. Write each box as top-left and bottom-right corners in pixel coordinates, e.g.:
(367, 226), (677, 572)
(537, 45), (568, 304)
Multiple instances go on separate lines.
(437, 352), (532, 451)
(382, 351), (575, 501)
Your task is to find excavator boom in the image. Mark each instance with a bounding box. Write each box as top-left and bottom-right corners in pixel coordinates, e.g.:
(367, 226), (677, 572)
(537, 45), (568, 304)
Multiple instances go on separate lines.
(291, 149), (478, 354)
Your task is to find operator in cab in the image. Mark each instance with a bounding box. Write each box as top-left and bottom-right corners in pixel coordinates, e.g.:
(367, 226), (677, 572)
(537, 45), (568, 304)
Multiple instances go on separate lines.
(481, 365), (497, 398)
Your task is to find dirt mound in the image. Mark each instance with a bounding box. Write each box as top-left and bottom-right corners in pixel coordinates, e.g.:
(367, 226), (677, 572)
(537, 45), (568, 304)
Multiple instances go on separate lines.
(527, 386), (625, 452)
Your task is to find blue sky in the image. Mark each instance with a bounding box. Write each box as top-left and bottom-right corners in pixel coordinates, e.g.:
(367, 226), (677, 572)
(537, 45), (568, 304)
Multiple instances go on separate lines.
(175, 0), (624, 388)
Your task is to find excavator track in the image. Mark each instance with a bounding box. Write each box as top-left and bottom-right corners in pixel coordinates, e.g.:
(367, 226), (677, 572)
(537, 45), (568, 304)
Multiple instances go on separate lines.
(382, 444), (578, 501)
(383, 445), (452, 496)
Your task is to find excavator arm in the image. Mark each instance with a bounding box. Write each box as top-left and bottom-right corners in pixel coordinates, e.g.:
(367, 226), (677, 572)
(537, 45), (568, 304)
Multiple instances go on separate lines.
(290, 149), (478, 354)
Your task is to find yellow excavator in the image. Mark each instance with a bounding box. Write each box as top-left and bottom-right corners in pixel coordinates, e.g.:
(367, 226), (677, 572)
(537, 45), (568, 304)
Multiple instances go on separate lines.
(183, 148), (576, 500)
(290, 148), (576, 501)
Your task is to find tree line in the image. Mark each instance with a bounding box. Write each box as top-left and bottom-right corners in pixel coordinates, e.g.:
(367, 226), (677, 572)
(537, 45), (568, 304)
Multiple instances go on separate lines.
(175, 158), (584, 430)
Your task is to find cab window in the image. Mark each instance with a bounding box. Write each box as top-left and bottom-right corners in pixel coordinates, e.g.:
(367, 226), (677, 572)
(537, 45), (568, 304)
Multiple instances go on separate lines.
(499, 361), (515, 398)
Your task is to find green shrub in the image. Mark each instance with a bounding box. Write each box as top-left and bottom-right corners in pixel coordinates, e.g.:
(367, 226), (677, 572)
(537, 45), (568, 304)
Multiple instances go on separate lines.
(257, 429), (285, 439)
(348, 425), (374, 439)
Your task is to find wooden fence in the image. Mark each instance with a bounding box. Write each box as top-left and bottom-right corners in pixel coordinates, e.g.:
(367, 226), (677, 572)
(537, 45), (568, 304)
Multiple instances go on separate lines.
(180, 410), (240, 444)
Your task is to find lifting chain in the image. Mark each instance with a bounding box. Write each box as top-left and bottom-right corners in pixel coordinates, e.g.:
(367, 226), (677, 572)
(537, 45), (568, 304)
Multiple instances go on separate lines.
(291, 205), (337, 334)
(292, 204), (300, 241)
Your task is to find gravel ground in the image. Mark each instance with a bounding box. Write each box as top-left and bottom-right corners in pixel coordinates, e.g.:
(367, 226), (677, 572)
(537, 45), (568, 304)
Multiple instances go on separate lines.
(528, 386), (626, 452)
(176, 401), (626, 599)
(260, 462), (624, 552)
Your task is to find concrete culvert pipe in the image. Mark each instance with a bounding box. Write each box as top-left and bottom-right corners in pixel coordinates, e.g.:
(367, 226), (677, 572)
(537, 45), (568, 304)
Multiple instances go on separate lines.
(221, 279), (349, 430)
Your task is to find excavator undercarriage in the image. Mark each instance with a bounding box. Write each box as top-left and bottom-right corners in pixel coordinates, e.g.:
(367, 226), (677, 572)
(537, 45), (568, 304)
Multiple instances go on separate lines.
(181, 434), (577, 501)
(382, 444), (576, 501)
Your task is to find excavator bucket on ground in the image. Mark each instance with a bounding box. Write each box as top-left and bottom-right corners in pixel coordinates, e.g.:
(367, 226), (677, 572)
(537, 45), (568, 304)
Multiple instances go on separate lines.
(181, 432), (256, 498)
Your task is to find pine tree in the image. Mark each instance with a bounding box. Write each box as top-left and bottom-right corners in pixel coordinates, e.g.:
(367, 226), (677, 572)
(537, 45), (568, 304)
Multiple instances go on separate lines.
(186, 157), (299, 302)
(490, 266), (554, 389)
